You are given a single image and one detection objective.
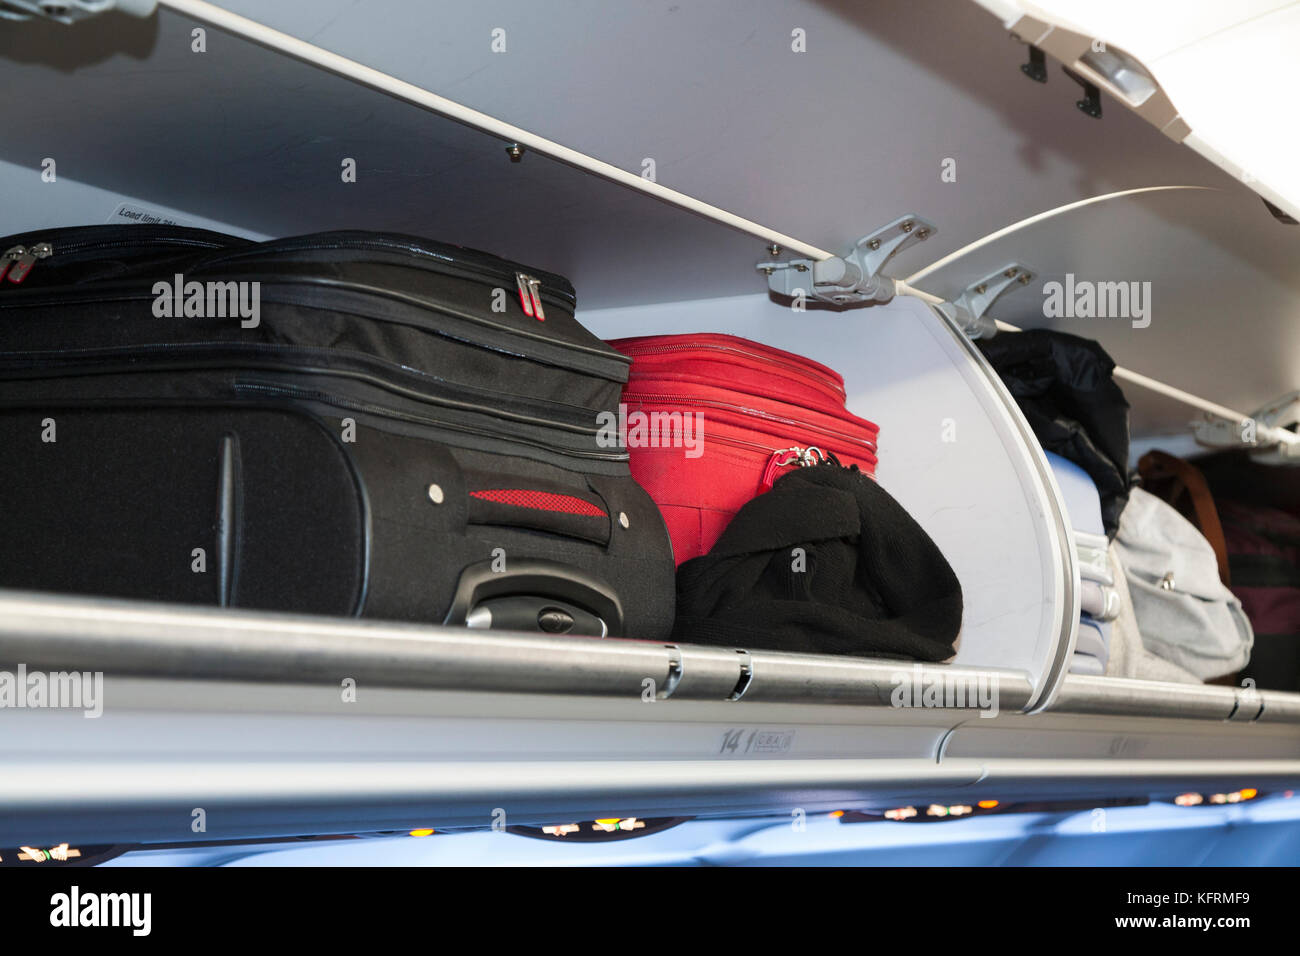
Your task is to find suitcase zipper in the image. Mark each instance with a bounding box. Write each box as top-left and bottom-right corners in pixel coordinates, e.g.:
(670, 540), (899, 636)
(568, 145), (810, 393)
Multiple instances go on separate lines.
(0, 232), (238, 286)
(0, 246), (23, 283)
(620, 390), (877, 452)
(515, 272), (546, 320)
(193, 233), (577, 308)
(0, 230), (578, 314)
(692, 433), (876, 490)
(231, 380), (627, 463)
(618, 340), (846, 398)
(758, 445), (826, 490)
(1, 243), (52, 285)
(0, 341), (603, 435)
(0, 276), (624, 383)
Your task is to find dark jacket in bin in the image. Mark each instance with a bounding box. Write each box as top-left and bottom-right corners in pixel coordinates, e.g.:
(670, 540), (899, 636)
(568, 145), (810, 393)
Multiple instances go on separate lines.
(978, 329), (1131, 537)
(673, 462), (962, 661)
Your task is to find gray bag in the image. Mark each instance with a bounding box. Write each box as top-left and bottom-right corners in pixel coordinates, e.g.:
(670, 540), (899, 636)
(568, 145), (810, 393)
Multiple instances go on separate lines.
(1113, 487), (1253, 680)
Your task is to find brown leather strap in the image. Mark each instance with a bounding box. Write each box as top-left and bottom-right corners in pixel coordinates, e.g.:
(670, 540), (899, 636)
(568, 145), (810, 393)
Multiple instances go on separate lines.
(1138, 450), (1231, 585)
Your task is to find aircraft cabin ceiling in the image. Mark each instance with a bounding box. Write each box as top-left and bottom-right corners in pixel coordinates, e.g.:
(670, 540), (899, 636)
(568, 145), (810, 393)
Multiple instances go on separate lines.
(1, 0), (1296, 441)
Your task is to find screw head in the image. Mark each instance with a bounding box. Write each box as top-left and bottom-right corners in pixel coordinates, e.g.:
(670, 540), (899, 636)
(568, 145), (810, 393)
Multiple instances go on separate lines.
(974, 283), (987, 295)
(505, 143), (525, 162)
(917, 228), (931, 240)
(1018, 273), (1031, 285)
(761, 266), (775, 276)
(1004, 268), (1018, 278)
(794, 263), (808, 272)
(900, 220), (914, 233)
(767, 244), (781, 256)
(867, 238), (882, 251)
(427, 483), (444, 505)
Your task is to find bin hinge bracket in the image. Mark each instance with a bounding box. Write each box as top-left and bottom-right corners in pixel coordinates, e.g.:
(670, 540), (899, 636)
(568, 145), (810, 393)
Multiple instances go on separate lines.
(757, 214), (937, 309)
(936, 262), (1035, 339)
(0, 0), (155, 23)
(1193, 390), (1300, 463)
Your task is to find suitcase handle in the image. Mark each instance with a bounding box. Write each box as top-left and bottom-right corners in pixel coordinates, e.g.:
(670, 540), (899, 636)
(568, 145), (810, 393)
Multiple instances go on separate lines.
(464, 481), (612, 548)
(443, 558), (624, 638)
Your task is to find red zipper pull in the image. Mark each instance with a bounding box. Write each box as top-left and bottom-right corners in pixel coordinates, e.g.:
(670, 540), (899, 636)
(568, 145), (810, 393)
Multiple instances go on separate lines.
(0, 245), (25, 283)
(515, 272), (534, 317)
(5, 242), (51, 284)
(526, 275), (545, 320)
(514, 272), (545, 320)
(759, 447), (802, 492)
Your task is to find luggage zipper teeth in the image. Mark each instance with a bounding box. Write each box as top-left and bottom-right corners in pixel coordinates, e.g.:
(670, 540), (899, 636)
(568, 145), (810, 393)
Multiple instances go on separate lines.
(36, 237), (232, 254)
(232, 381), (628, 463)
(0, 281), (623, 382)
(0, 235), (236, 286)
(0, 342), (602, 434)
(621, 391), (878, 451)
(195, 235), (577, 307)
(277, 274), (608, 373)
(619, 342), (845, 397)
(0, 231), (577, 306)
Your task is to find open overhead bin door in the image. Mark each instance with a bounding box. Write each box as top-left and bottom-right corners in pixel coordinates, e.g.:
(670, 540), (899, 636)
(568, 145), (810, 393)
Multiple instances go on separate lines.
(974, 0), (1300, 223)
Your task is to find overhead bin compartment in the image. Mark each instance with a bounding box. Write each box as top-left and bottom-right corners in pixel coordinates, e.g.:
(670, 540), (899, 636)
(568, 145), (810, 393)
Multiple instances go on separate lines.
(1, 0), (1299, 851)
(0, 0), (1086, 711)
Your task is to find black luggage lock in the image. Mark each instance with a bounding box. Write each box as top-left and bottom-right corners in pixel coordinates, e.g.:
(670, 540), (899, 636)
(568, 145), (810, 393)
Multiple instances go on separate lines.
(443, 558), (625, 638)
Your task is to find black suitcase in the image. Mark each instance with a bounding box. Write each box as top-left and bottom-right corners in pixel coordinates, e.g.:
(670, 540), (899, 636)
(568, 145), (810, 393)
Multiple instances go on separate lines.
(0, 225), (674, 640)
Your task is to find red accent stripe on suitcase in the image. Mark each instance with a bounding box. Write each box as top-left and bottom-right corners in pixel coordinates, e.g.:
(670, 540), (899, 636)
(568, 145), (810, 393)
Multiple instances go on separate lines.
(469, 488), (607, 518)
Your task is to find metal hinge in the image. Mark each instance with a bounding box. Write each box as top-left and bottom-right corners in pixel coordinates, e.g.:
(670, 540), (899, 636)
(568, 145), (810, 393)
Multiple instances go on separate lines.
(935, 262), (1035, 339)
(1193, 391), (1300, 463)
(757, 214), (937, 309)
(0, 0), (155, 23)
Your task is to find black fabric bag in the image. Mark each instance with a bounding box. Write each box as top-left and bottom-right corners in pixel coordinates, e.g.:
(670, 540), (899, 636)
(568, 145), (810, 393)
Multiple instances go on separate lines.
(673, 462), (962, 660)
(978, 329), (1131, 537)
(0, 225), (674, 639)
(1196, 450), (1300, 691)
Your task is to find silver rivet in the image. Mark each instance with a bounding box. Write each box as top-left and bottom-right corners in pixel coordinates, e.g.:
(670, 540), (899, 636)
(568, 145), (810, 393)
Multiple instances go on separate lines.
(900, 220), (914, 233)
(427, 483), (444, 504)
(618, 512), (629, 529)
(867, 238), (881, 250)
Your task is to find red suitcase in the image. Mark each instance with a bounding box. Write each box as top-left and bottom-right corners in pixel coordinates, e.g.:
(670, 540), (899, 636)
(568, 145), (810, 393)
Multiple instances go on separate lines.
(608, 333), (879, 564)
